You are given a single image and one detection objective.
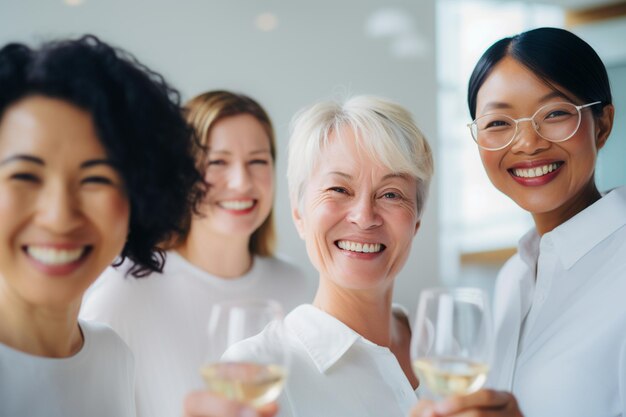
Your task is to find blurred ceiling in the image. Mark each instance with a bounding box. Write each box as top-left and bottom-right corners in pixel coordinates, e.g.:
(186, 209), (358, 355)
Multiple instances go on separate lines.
(527, 0), (624, 10)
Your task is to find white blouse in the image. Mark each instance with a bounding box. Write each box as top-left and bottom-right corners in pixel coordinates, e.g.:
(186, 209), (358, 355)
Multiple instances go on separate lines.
(490, 185), (626, 417)
(225, 304), (418, 417)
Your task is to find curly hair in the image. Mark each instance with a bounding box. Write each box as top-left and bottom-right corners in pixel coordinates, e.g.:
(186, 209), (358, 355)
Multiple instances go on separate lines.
(0, 35), (205, 277)
(180, 90), (276, 256)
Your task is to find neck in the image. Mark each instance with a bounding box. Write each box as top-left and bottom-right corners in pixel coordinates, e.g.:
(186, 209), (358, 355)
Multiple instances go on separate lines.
(313, 277), (395, 347)
(177, 223), (253, 278)
(312, 277), (419, 388)
(533, 181), (601, 235)
(0, 282), (83, 357)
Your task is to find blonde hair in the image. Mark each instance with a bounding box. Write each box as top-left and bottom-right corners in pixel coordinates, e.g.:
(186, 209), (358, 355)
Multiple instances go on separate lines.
(287, 95), (434, 219)
(175, 90), (276, 256)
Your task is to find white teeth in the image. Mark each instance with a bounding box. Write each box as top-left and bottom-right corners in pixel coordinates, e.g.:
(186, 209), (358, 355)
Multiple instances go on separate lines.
(337, 240), (382, 253)
(27, 246), (85, 265)
(219, 200), (254, 210)
(513, 163), (560, 178)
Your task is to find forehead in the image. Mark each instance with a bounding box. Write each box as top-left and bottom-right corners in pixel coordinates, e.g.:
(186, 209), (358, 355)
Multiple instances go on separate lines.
(476, 57), (572, 114)
(208, 114), (270, 152)
(316, 126), (402, 180)
(0, 96), (106, 160)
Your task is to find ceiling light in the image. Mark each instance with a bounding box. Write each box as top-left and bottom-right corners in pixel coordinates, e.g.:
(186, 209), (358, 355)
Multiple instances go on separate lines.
(256, 13), (278, 32)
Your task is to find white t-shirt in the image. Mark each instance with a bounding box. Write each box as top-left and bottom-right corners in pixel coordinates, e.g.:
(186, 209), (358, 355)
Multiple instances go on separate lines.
(80, 251), (314, 417)
(225, 304), (418, 417)
(0, 320), (135, 417)
(490, 185), (626, 417)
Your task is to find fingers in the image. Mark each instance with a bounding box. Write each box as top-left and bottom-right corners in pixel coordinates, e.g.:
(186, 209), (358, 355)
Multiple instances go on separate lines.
(183, 391), (276, 417)
(257, 402), (279, 417)
(409, 399), (436, 417)
(420, 390), (522, 417)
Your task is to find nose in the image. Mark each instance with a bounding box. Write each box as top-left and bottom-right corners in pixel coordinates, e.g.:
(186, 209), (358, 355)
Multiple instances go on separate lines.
(509, 118), (551, 154)
(226, 162), (253, 192)
(346, 194), (382, 230)
(35, 181), (84, 234)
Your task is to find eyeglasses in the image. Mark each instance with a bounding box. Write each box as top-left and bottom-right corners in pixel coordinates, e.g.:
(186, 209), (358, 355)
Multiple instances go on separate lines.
(468, 101), (601, 151)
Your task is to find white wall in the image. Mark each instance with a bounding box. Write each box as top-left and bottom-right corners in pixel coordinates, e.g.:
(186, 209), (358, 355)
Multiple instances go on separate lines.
(0, 0), (439, 313)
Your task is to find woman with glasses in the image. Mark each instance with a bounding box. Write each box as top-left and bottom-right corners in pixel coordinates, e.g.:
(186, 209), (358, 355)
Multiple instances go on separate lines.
(412, 27), (624, 417)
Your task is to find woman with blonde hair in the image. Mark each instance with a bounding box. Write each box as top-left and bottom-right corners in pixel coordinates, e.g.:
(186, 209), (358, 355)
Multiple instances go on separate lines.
(81, 90), (314, 417)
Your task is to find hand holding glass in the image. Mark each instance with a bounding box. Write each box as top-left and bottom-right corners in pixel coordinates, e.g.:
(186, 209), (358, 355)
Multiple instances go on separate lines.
(410, 287), (493, 398)
(201, 299), (288, 408)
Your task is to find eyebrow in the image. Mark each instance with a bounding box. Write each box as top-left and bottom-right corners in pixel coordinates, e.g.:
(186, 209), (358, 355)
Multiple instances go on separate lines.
(382, 172), (411, 182)
(326, 171), (411, 182)
(480, 91), (573, 113)
(80, 159), (115, 169)
(0, 154), (44, 167)
(327, 171), (352, 179)
(0, 155), (114, 169)
(209, 149), (271, 156)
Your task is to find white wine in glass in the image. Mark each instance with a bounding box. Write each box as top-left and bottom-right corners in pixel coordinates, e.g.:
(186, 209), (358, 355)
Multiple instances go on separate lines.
(410, 287), (493, 398)
(201, 299), (288, 407)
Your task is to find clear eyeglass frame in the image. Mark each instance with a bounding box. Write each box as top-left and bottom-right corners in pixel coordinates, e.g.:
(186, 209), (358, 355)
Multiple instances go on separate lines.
(467, 101), (601, 151)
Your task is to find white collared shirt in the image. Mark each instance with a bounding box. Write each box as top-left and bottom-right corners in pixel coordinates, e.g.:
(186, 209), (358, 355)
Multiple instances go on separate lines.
(490, 185), (626, 417)
(225, 304), (418, 417)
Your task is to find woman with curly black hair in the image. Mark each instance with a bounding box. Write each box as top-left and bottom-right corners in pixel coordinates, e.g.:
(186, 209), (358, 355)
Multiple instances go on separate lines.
(0, 35), (203, 417)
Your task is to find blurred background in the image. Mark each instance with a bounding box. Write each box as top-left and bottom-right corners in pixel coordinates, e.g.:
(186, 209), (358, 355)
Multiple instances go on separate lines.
(1, 0), (624, 313)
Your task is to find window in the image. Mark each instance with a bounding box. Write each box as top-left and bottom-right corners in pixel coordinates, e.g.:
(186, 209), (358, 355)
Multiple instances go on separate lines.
(437, 0), (564, 284)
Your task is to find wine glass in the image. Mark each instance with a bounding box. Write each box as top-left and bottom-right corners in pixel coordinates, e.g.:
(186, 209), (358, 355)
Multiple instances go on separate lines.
(410, 287), (493, 399)
(200, 299), (289, 408)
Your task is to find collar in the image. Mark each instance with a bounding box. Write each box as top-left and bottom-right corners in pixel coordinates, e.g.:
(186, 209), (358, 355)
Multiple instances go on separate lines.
(518, 186), (626, 271)
(285, 304), (361, 374)
(550, 186), (626, 270)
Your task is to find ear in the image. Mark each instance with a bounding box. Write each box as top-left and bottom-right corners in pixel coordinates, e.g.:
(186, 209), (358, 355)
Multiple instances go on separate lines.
(291, 203), (306, 240)
(413, 220), (421, 236)
(595, 104), (614, 151)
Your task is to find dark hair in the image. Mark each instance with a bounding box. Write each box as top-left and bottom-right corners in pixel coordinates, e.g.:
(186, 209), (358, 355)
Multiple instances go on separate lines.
(468, 27), (612, 119)
(0, 35), (205, 277)
(178, 90), (277, 256)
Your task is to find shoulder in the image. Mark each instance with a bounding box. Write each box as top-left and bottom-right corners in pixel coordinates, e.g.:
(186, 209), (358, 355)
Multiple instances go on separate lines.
(81, 254), (183, 320)
(222, 320), (289, 364)
(495, 252), (526, 286)
(80, 265), (144, 321)
(79, 320), (133, 360)
(255, 255), (307, 277)
(253, 256), (314, 290)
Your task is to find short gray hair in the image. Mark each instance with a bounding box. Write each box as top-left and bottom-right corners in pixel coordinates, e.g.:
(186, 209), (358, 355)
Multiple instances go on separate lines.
(287, 95), (434, 219)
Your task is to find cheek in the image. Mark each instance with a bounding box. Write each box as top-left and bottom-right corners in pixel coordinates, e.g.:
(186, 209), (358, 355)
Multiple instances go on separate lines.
(301, 198), (339, 241)
(479, 149), (497, 171)
(389, 209), (418, 244)
(204, 169), (221, 186)
(254, 168), (274, 192)
(0, 186), (30, 237)
(88, 191), (130, 247)
(479, 150), (506, 183)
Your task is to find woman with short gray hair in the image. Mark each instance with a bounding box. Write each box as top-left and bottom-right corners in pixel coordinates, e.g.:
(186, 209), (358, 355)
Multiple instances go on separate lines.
(225, 95), (433, 417)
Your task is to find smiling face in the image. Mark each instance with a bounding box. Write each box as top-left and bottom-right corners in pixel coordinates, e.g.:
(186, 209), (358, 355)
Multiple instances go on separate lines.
(292, 126), (420, 292)
(0, 96), (130, 309)
(194, 114), (274, 239)
(475, 57), (612, 225)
